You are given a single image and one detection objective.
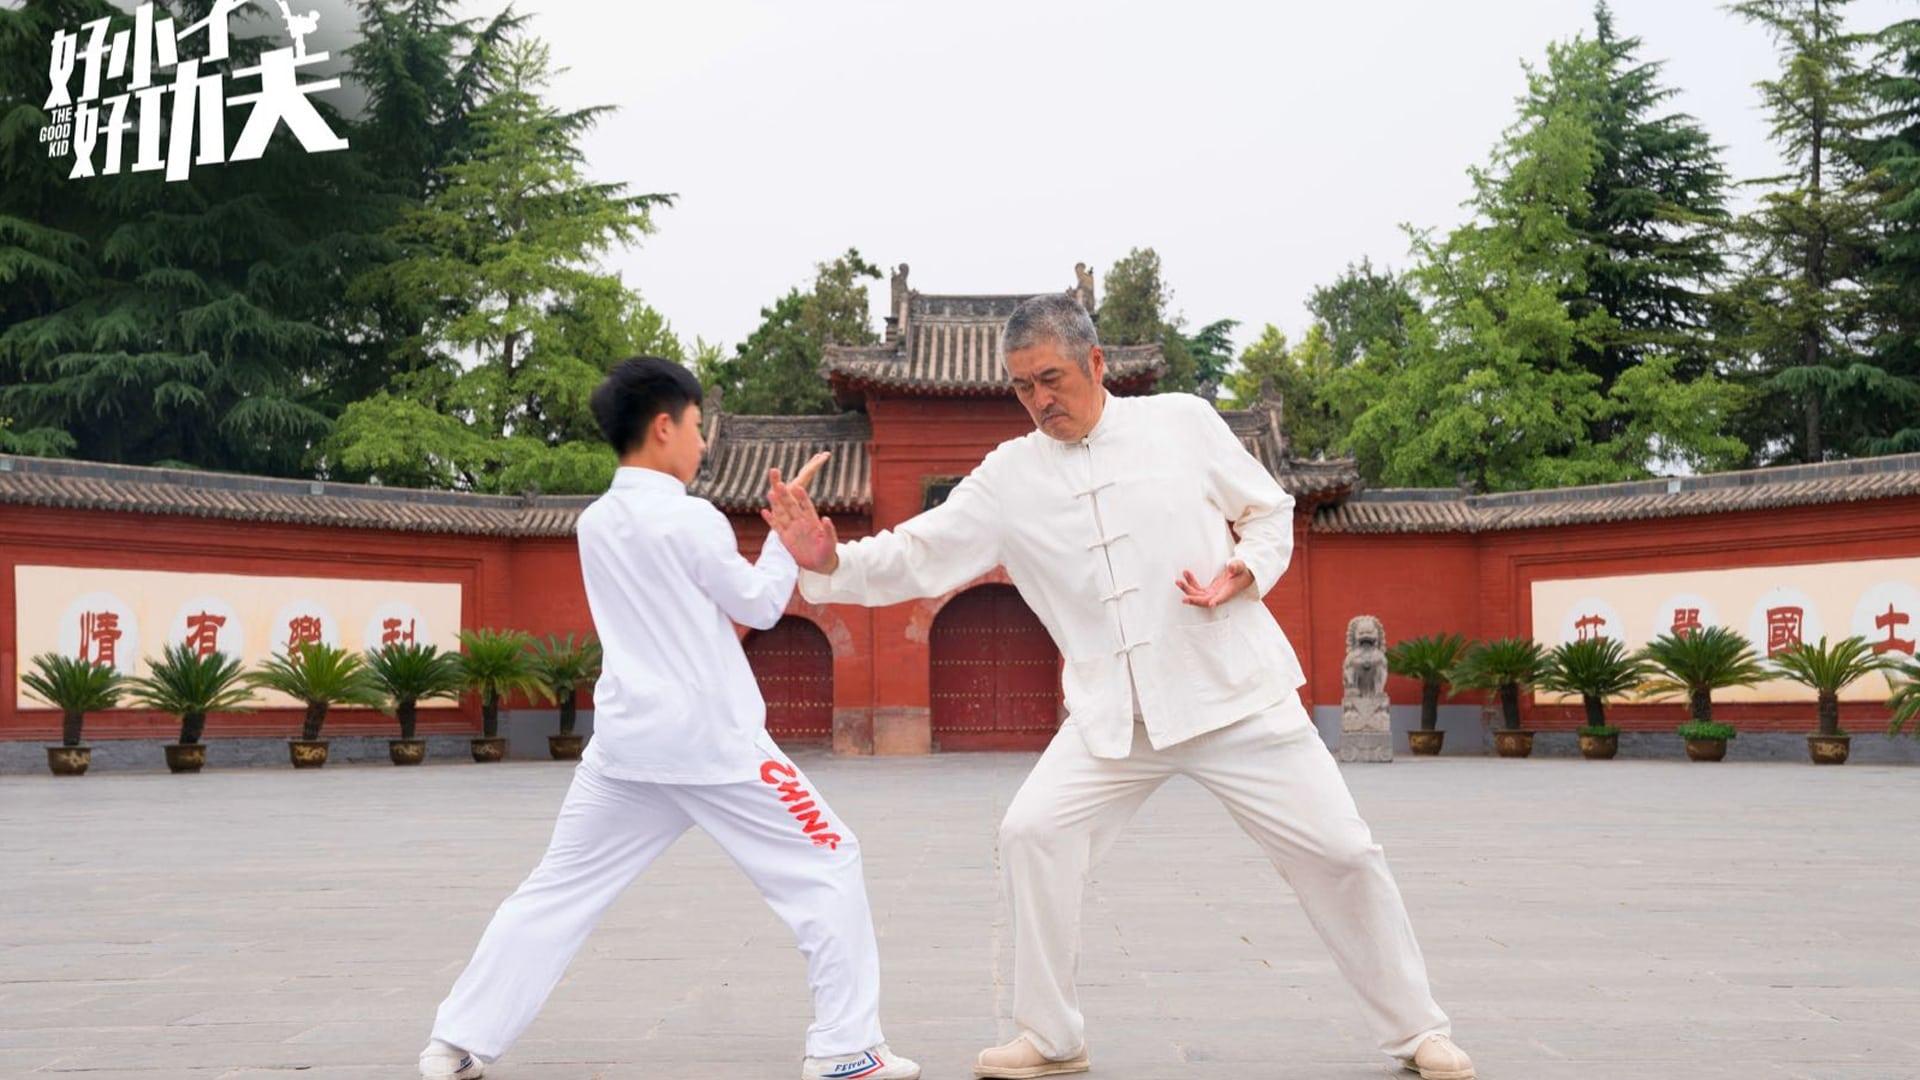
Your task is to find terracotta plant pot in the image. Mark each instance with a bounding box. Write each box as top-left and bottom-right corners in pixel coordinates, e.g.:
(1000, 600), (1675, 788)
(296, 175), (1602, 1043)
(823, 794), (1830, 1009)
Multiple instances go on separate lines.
(470, 736), (508, 763)
(164, 743), (206, 774)
(389, 739), (427, 766)
(1407, 729), (1445, 756)
(1578, 733), (1619, 760)
(46, 745), (91, 776)
(288, 739), (330, 768)
(1684, 737), (1728, 762)
(1492, 729), (1535, 758)
(548, 733), (586, 761)
(1806, 733), (1851, 766)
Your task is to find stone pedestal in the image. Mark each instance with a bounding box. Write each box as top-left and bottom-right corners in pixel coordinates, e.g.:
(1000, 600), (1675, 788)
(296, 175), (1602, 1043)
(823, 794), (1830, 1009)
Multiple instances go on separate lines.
(1338, 690), (1393, 763)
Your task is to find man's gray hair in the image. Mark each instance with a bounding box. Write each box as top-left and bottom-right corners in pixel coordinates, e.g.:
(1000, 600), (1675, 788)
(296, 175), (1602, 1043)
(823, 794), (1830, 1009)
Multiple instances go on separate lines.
(1003, 292), (1099, 371)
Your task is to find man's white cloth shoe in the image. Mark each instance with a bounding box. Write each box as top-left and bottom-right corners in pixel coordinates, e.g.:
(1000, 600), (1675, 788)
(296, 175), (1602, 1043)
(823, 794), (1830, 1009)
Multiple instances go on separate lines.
(418, 1040), (484, 1079)
(801, 1043), (921, 1079)
(1402, 1033), (1475, 1079)
(973, 1033), (1091, 1078)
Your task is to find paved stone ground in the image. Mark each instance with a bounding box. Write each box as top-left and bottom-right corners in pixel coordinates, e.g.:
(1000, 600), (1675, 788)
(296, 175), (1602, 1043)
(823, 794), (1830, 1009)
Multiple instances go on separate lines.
(2, 753), (1917, 1079)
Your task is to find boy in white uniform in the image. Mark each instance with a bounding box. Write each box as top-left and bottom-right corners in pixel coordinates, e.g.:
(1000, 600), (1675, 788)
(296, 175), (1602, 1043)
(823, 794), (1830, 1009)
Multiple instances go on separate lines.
(419, 357), (920, 1080)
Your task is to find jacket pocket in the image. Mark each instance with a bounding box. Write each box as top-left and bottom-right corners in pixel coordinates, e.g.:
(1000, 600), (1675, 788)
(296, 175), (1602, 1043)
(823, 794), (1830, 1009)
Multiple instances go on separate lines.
(1173, 617), (1260, 705)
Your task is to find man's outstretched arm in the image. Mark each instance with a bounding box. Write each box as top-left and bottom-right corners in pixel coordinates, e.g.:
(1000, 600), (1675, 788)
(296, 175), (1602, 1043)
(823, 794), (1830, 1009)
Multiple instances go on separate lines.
(766, 460), (1003, 608)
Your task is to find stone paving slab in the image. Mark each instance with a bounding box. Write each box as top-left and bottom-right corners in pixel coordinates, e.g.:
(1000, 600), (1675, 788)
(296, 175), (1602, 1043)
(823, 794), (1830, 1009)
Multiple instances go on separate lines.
(2, 753), (1917, 1078)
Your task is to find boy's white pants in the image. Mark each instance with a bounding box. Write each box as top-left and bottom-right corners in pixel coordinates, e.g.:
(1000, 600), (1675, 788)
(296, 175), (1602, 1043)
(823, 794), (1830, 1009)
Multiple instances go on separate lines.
(430, 756), (885, 1061)
(1000, 694), (1451, 1062)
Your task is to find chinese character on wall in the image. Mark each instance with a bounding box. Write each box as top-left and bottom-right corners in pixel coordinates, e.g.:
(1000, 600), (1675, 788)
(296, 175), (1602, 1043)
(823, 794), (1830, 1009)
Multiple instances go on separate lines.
(381, 616), (416, 647)
(78, 610), (122, 666)
(286, 614), (322, 650)
(1671, 607), (1703, 638)
(185, 609), (226, 657)
(1574, 613), (1607, 641)
(1765, 606), (1804, 656)
(1874, 603), (1915, 656)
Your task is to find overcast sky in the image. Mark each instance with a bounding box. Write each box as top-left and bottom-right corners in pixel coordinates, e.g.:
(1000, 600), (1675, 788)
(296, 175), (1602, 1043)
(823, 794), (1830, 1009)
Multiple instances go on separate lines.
(156, 0), (1912, 354)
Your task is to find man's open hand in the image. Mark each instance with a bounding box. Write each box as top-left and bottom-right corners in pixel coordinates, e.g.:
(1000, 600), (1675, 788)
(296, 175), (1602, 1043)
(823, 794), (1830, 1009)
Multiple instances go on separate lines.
(1176, 560), (1254, 608)
(762, 452), (840, 574)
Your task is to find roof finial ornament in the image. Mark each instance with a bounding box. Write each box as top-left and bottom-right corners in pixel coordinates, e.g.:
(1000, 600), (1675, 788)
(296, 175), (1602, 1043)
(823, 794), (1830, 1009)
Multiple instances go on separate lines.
(1073, 262), (1095, 315)
(891, 263), (911, 318)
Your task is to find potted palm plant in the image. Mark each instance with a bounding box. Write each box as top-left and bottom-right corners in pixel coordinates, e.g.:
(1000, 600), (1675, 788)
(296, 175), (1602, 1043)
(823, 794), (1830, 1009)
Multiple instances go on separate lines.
(1635, 626), (1767, 762)
(1385, 633), (1466, 756)
(21, 653), (124, 776)
(1450, 637), (1546, 758)
(1539, 637), (1648, 761)
(1889, 655), (1920, 740)
(1769, 636), (1895, 765)
(529, 633), (602, 760)
(250, 642), (383, 768)
(365, 642), (466, 765)
(457, 628), (541, 763)
(125, 642), (255, 773)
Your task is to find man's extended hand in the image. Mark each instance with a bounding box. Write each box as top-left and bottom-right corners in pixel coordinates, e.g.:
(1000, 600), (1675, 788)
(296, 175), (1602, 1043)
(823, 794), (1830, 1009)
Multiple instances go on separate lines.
(762, 452), (840, 574)
(1176, 560), (1254, 608)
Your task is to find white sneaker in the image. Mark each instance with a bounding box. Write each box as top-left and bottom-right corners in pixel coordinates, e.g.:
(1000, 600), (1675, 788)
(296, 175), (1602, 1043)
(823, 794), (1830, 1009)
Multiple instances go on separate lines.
(419, 1039), (485, 1079)
(802, 1043), (922, 1079)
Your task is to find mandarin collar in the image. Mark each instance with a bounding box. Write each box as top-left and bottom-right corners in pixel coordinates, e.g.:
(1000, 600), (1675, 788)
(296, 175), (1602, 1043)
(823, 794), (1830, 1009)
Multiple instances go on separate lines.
(1076, 391), (1121, 447)
(610, 466), (687, 494)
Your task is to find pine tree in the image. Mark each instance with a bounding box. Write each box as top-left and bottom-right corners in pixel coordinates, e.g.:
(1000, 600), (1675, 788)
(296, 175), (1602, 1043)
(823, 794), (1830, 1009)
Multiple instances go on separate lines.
(325, 33), (673, 493)
(1531, 3), (1732, 414)
(1849, 15), (1920, 452)
(1306, 259), (1417, 369)
(1728, 0), (1908, 462)
(2, 0), (386, 474)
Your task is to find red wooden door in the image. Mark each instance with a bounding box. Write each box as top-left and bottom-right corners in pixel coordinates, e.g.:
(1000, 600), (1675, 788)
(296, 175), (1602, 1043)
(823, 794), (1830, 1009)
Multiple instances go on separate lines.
(930, 585), (1062, 751)
(745, 616), (834, 745)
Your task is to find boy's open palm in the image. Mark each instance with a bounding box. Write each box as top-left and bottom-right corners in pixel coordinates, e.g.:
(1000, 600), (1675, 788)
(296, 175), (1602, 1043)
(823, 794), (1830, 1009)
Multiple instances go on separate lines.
(762, 452), (840, 573)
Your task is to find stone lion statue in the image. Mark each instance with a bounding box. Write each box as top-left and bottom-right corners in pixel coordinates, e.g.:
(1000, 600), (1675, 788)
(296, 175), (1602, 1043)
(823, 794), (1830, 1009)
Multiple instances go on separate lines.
(1343, 615), (1389, 697)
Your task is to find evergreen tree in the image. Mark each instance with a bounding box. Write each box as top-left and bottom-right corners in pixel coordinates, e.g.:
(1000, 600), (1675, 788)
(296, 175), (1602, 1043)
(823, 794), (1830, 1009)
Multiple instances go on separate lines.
(1306, 258), (1417, 369)
(1849, 15), (1920, 452)
(1728, 0), (1907, 462)
(1345, 40), (1745, 491)
(1096, 246), (1198, 393)
(1221, 324), (1343, 458)
(1531, 3), (1732, 417)
(699, 248), (880, 415)
(324, 33), (673, 493)
(2, 0), (386, 474)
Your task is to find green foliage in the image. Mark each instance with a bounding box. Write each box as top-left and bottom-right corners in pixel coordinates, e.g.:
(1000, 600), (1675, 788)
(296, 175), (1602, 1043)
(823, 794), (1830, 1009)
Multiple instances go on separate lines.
(1635, 626), (1767, 727)
(1386, 633), (1470, 684)
(1848, 15), (1920, 454)
(1221, 325), (1346, 458)
(21, 652), (124, 747)
(1542, 635), (1650, 729)
(126, 642), (256, 744)
(1341, 11), (1747, 490)
(326, 32), (672, 492)
(1540, 636), (1650, 699)
(700, 249), (881, 415)
(1726, 0), (1908, 463)
(365, 641), (466, 739)
(1768, 634), (1893, 734)
(457, 628), (542, 737)
(1887, 656), (1920, 736)
(529, 633), (603, 734)
(250, 642), (384, 741)
(1307, 258), (1417, 369)
(1386, 632), (1468, 731)
(1676, 720), (1739, 741)
(1450, 637), (1546, 730)
(1096, 247), (1207, 395)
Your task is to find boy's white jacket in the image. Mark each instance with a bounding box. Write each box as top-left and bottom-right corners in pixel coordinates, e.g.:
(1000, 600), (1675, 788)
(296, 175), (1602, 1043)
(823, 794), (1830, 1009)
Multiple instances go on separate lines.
(799, 391), (1308, 759)
(576, 466), (796, 784)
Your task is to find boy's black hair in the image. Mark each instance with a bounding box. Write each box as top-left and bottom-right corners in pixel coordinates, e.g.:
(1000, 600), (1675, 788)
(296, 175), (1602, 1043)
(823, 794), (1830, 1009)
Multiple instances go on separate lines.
(590, 357), (705, 456)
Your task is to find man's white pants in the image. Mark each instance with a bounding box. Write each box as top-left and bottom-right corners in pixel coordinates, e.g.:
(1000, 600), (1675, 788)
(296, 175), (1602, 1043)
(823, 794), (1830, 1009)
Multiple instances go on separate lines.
(1000, 694), (1451, 1062)
(430, 756), (885, 1061)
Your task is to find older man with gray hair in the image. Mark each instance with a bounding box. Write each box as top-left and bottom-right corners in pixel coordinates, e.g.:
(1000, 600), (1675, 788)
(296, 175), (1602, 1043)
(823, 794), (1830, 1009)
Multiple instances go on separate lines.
(766, 292), (1473, 1080)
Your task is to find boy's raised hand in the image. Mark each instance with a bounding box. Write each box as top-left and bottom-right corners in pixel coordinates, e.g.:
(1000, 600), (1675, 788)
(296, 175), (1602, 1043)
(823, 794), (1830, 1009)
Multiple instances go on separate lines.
(762, 452), (840, 573)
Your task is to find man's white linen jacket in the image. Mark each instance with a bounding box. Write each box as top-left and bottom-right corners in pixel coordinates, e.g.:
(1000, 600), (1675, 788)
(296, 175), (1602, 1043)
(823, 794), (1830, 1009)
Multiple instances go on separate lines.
(798, 391), (1308, 759)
